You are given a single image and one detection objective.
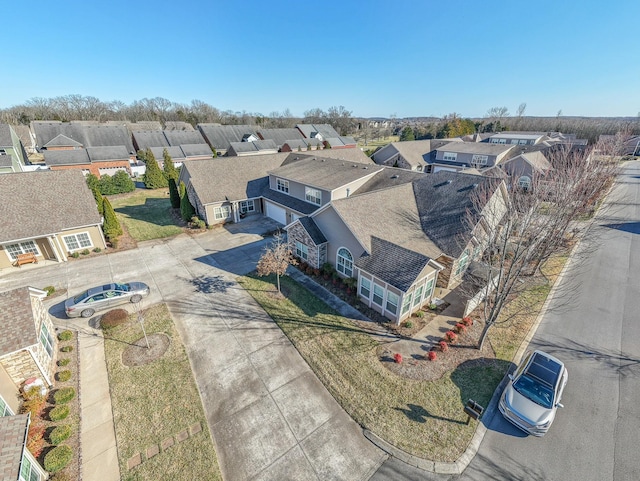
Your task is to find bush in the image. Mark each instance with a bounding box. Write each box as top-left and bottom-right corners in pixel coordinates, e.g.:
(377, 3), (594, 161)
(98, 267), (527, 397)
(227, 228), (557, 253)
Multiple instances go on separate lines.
(429, 303), (438, 310)
(57, 358), (70, 367)
(93, 247), (102, 253)
(445, 331), (458, 343)
(53, 387), (76, 405)
(439, 340), (449, 352)
(394, 353), (403, 364)
(43, 286), (56, 296)
(81, 249), (90, 255)
(403, 320), (413, 329)
(56, 370), (71, 382)
(100, 309), (129, 329)
(60, 346), (73, 353)
(414, 310), (425, 318)
(462, 316), (474, 327)
(298, 261), (309, 271)
(190, 216), (206, 229)
(21, 390), (46, 418)
(70, 252), (80, 258)
(455, 322), (467, 333)
(57, 330), (73, 341)
(27, 432), (45, 458)
(427, 351), (437, 361)
(109, 237), (119, 249)
(49, 405), (70, 422)
(44, 445), (73, 473)
(49, 425), (72, 445)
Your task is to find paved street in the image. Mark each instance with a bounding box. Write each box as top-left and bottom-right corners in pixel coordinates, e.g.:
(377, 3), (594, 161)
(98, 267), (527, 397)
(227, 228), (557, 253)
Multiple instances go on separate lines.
(372, 160), (640, 481)
(0, 223), (386, 480)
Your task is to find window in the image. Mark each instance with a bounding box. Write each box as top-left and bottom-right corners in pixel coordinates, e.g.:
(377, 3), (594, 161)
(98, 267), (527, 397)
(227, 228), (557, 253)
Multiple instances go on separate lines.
(62, 232), (92, 252)
(518, 176), (532, 190)
(360, 277), (371, 298)
(519, 139), (528, 145)
(443, 152), (457, 161)
(276, 178), (289, 193)
(20, 452), (43, 481)
(0, 394), (13, 416)
(372, 283), (384, 306)
(239, 200), (255, 213)
(471, 154), (489, 165)
(214, 205), (231, 220)
(39, 322), (54, 358)
(401, 293), (412, 315)
(511, 139), (519, 144)
(336, 248), (353, 277)
(386, 291), (399, 314)
(295, 241), (308, 260)
(305, 187), (322, 205)
(413, 285), (424, 307)
(498, 138), (506, 144)
(4, 241), (39, 261)
(455, 249), (470, 276)
(424, 278), (434, 300)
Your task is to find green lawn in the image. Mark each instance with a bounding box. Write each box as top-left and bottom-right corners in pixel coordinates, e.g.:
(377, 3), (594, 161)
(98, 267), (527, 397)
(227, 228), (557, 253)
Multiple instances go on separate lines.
(109, 189), (183, 241)
(103, 304), (221, 481)
(240, 254), (567, 462)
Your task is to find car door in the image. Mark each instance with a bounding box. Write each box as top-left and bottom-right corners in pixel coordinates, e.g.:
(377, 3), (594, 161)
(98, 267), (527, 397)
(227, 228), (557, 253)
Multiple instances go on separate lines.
(84, 292), (110, 312)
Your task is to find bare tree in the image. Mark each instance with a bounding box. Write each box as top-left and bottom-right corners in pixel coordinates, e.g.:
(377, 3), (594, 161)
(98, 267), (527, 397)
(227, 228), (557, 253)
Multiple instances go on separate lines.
(486, 106), (510, 120)
(256, 232), (297, 293)
(516, 103), (527, 117)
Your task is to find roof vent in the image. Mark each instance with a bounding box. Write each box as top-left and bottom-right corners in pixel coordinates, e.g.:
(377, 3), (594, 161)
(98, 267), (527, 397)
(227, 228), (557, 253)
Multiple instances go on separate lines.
(295, 157), (299, 160)
(391, 174), (399, 179)
(446, 179), (452, 184)
(352, 164), (357, 168)
(363, 166), (368, 169)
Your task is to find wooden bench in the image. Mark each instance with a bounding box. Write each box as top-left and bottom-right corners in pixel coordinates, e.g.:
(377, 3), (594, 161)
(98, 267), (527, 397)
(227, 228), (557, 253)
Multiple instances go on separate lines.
(15, 252), (38, 267)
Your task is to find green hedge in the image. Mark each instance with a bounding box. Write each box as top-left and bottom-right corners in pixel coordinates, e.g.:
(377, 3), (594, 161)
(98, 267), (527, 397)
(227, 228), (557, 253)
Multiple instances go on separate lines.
(44, 445), (73, 473)
(49, 425), (72, 445)
(53, 387), (76, 405)
(49, 405), (69, 422)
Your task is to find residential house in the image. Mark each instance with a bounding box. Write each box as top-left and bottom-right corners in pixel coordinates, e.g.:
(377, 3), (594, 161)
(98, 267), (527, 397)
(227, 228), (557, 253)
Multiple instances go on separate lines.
(296, 124), (357, 149)
(286, 171), (508, 323)
(32, 121), (136, 157)
(227, 140), (279, 156)
(280, 138), (323, 152)
(371, 139), (457, 171)
(0, 170), (106, 269)
(430, 141), (515, 172)
(0, 286), (57, 388)
(132, 129), (212, 165)
(43, 145), (132, 178)
(0, 124), (29, 173)
(598, 134), (640, 156)
(499, 150), (552, 188)
(292, 147), (373, 164)
(487, 132), (546, 146)
(197, 124), (257, 156)
(256, 128), (306, 150)
(0, 414), (48, 481)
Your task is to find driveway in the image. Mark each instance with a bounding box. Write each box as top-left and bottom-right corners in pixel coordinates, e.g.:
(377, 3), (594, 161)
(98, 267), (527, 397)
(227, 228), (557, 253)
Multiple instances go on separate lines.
(0, 223), (386, 480)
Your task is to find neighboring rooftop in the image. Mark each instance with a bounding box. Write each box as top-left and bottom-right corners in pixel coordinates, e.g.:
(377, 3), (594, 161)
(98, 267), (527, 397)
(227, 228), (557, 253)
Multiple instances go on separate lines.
(0, 287), (39, 356)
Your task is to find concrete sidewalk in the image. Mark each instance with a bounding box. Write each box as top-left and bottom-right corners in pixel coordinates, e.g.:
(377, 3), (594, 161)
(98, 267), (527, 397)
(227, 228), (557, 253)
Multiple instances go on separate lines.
(52, 317), (120, 481)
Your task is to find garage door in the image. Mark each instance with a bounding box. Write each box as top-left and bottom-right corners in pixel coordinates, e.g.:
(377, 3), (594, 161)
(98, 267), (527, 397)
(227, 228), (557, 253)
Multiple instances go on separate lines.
(265, 202), (287, 225)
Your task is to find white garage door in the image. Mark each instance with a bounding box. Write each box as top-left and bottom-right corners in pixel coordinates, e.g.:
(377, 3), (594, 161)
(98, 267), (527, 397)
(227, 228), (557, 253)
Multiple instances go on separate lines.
(265, 202), (287, 225)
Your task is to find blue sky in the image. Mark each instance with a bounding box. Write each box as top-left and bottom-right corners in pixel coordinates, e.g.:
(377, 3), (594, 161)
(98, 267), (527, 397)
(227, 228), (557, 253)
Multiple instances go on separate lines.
(2, 0), (639, 118)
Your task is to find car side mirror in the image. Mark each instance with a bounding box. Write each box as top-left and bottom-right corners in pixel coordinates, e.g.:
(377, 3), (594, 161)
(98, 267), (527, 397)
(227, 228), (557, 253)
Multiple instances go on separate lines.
(556, 403), (564, 408)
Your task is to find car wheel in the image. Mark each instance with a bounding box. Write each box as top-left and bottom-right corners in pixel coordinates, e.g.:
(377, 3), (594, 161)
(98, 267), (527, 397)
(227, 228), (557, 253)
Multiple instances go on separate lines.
(81, 308), (95, 318)
(131, 294), (142, 303)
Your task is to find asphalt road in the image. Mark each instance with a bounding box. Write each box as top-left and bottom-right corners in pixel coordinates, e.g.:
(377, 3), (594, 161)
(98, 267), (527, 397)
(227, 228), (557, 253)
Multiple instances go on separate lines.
(373, 161), (640, 481)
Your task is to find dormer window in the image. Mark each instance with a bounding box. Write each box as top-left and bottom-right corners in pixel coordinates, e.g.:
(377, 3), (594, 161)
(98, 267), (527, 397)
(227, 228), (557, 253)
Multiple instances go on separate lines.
(443, 152), (457, 161)
(276, 178), (289, 193)
(305, 187), (321, 205)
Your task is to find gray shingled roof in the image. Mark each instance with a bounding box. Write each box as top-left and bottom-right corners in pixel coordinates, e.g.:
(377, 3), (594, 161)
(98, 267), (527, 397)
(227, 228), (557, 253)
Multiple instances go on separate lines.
(180, 143), (213, 157)
(295, 148), (373, 164)
(150, 146), (184, 161)
(132, 130), (169, 150)
(43, 149), (90, 165)
(356, 237), (431, 292)
(0, 414), (30, 481)
(44, 134), (83, 148)
(437, 141), (514, 155)
(182, 153), (289, 204)
(86, 146), (130, 162)
(0, 170), (102, 243)
(353, 166), (424, 194)
(297, 217), (327, 244)
(164, 130), (207, 146)
(503, 151), (552, 173)
(412, 171), (502, 258)
(0, 287), (38, 356)
(228, 139), (278, 154)
(257, 128), (305, 148)
(261, 188), (319, 215)
(268, 156), (382, 191)
(0, 124), (13, 146)
(296, 124), (340, 139)
(197, 124), (257, 152)
(0, 156), (12, 168)
(33, 122), (134, 152)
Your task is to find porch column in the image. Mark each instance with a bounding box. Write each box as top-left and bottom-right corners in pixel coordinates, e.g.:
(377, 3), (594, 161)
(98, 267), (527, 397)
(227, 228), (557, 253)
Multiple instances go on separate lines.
(49, 236), (67, 262)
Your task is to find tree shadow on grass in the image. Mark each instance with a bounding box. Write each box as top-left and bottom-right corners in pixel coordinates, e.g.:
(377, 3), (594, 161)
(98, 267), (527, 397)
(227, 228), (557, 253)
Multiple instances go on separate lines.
(394, 404), (467, 424)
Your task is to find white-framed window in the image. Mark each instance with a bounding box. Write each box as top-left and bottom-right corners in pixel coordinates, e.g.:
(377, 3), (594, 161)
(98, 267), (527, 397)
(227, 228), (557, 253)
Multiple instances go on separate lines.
(498, 138), (506, 144)
(295, 241), (308, 260)
(471, 154), (489, 165)
(239, 200), (255, 213)
(424, 278), (434, 301)
(336, 247), (353, 277)
(511, 139), (518, 144)
(4, 241), (39, 261)
(386, 291), (399, 315)
(401, 293), (412, 315)
(372, 283), (384, 306)
(305, 187), (322, 205)
(518, 176), (532, 190)
(214, 205), (231, 220)
(0, 394), (14, 416)
(443, 152), (457, 161)
(20, 450), (45, 481)
(455, 249), (470, 276)
(62, 232), (93, 252)
(39, 322), (54, 358)
(276, 178), (289, 193)
(413, 285), (424, 307)
(360, 277), (371, 298)
(519, 139), (528, 145)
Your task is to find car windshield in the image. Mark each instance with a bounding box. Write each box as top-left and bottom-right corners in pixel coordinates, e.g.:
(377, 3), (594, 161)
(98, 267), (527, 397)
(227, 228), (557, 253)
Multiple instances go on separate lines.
(73, 290), (89, 303)
(513, 374), (554, 409)
(114, 283), (130, 292)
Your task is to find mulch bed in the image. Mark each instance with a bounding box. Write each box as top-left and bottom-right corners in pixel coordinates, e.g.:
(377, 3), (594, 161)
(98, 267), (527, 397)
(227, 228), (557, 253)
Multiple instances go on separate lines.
(379, 318), (496, 381)
(121, 333), (171, 367)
